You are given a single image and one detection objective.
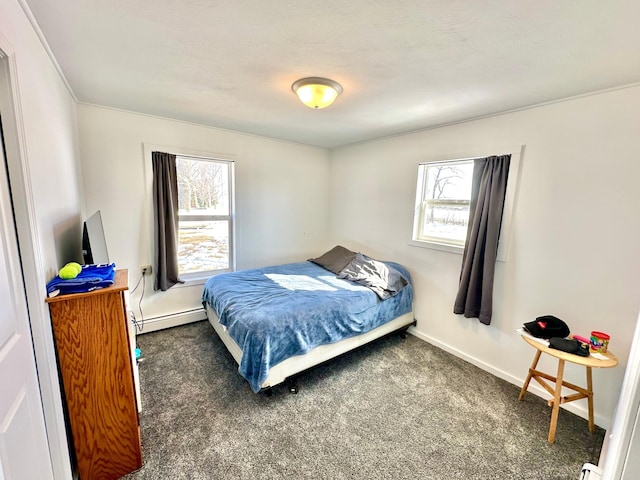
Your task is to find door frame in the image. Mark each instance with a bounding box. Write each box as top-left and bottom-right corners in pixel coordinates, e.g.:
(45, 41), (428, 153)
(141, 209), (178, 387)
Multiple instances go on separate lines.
(602, 312), (640, 479)
(0, 34), (72, 480)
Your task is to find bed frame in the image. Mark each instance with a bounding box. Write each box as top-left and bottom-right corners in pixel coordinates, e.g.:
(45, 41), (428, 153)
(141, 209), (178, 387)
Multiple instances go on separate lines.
(205, 303), (415, 393)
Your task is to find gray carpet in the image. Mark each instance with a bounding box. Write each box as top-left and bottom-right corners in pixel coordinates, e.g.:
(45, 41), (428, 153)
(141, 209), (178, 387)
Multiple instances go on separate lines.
(123, 321), (604, 480)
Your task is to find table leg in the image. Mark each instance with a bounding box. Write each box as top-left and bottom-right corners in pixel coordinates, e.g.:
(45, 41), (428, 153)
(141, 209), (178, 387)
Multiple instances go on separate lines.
(586, 366), (594, 433)
(519, 350), (542, 401)
(548, 358), (565, 444)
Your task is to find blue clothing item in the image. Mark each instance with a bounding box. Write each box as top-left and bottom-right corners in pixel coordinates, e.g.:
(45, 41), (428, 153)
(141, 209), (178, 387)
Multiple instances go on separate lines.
(46, 263), (116, 296)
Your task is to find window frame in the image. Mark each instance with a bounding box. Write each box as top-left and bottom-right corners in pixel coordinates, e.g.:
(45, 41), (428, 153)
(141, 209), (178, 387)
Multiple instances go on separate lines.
(144, 144), (236, 285)
(175, 154), (235, 282)
(409, 146), (523, 262)
(413, 158), (474, 248)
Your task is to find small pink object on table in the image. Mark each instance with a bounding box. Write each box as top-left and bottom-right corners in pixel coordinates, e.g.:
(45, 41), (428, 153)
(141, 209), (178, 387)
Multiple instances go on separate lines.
(572, 335), (591, 345)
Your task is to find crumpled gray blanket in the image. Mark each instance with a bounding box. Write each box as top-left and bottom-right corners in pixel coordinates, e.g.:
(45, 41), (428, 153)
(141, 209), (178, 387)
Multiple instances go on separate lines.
(338, 253), (408, 300)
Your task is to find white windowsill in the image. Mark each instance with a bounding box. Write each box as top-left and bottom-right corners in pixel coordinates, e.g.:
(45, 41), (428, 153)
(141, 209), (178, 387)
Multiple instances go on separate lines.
(176, 269), (233, 287)
(175, 278), (207, 287)
(408, 238), (509, 263)
(408, 239), (464, 255)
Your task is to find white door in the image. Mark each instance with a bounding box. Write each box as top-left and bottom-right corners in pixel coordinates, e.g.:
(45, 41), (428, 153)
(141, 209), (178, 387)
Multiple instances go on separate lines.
(0, 119), (53, 478)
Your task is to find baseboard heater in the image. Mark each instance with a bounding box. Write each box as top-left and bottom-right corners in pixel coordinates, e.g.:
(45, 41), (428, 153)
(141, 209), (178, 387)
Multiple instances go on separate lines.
(137, 308), (206, 334)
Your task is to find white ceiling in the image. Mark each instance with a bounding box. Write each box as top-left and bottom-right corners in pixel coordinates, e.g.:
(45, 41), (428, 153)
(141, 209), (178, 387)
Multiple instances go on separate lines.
(23, 0), (640, 148)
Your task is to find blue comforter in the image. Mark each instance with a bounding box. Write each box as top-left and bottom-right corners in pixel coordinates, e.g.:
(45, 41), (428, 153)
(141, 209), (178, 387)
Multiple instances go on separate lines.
(202, 261), (413, 392)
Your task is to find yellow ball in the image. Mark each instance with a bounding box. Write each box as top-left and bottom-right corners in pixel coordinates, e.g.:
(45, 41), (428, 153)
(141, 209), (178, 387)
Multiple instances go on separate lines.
(59, 265), (79, 279)
(64, 262), (82, 275)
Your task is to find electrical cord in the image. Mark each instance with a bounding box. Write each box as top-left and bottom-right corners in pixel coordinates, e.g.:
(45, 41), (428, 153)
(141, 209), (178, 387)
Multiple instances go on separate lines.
(130, 270), (146, 332)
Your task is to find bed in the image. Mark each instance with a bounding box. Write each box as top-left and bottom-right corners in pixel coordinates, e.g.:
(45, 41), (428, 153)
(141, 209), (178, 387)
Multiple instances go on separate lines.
(202, 246), (414, 393)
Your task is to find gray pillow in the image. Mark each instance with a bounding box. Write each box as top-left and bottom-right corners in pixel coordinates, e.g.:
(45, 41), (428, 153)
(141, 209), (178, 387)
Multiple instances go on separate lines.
(309, 245), (357, 274)
(338, 253), (408, 300)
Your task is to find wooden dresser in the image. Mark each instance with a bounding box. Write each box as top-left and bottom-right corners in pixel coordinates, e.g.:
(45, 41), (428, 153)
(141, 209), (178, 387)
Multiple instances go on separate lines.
(46, 269), (142, 479)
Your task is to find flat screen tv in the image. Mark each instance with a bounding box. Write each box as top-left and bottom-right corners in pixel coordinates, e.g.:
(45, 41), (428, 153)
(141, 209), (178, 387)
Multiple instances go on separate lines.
(82, 210), (110, 265)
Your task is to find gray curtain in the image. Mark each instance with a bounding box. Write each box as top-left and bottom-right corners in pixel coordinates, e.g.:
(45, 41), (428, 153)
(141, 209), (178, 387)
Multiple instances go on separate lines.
(453, 154), (511, 325)
(152, 151), (182, 291)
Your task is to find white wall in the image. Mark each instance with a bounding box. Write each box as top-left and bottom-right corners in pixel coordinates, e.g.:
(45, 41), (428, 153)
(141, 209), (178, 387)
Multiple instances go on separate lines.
(329, 85), (640, 428)
(0, 1), (83, 274)
(77, 104), (331, 328)
(0, 1), (84, 478)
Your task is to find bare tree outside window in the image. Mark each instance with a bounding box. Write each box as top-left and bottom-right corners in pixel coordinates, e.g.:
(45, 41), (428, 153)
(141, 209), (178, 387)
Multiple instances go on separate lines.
(176, 156), (233, 276)
(414, 160), (473, 246)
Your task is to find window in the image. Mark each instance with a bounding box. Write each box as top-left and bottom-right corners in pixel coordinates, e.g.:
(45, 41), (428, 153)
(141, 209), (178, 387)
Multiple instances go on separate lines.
(410, 146), (522, 261)
(176, 155), (234, 278)
(412, 159), (474, 247)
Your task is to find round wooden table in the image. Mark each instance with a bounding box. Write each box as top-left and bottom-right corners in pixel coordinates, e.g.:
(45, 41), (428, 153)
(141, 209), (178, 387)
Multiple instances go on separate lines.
(518, 334), (618, 443)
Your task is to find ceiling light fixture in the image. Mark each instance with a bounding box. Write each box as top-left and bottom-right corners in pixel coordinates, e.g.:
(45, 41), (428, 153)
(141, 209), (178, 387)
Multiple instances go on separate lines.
(291, 77), (343, 109)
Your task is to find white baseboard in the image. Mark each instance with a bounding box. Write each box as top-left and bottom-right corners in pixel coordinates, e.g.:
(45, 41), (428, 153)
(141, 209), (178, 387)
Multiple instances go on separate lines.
(135, 308), (206, 334)
(408, 327), (610, 429)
